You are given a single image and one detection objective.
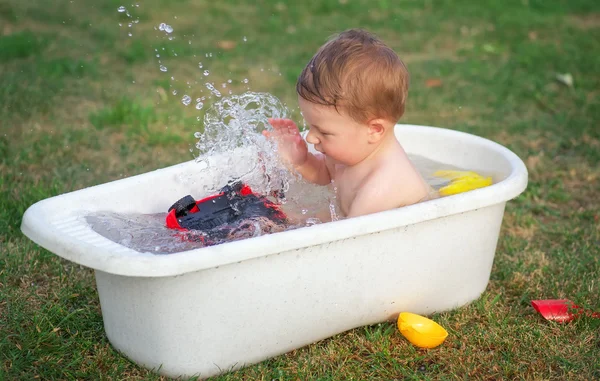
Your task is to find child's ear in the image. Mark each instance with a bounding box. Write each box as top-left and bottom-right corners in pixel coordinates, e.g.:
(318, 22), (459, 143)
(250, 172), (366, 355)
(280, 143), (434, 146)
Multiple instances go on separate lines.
(366, 118), (386, 143)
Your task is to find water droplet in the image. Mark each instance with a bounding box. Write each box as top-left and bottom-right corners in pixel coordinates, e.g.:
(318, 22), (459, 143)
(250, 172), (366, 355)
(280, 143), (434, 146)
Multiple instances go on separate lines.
(194, 132), (202, 138)
(158, 23), (173, 33)
(117, 6), (127, 12)
(181, 95), (192, 106)
(243, 36), (247, 42)
(128, 32), (132, 37)
(243, 78), (249, 84)
(195, 102), (204, 110)
(198, 62), (203, 69)
(227, 79), (232, 83)
(159, 65), (167, 72)
(172, 90), (177, 95)
(203, 70), (210, 76)
(205, 83), (222, 97)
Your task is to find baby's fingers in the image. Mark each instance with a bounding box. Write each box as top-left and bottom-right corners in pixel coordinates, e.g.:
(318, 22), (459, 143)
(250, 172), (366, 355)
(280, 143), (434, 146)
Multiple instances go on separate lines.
(284, 119), (298, 129)
(290, 124), (303, 135)
(270, 119), (287, 132)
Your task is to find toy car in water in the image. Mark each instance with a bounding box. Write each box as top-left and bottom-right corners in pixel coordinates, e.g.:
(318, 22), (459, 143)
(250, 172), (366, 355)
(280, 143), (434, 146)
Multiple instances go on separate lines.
(166, 182), (287, 235)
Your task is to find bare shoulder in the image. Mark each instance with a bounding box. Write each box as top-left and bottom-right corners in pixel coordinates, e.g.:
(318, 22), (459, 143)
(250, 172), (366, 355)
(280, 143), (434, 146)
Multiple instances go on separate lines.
(370, 162), (427, 202)
(381, 156), (431, 204)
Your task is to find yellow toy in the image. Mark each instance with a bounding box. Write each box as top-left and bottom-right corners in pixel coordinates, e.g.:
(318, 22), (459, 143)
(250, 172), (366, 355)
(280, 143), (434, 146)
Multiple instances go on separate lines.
(397, 312), (448, 349)
(433, 170), (493, 196)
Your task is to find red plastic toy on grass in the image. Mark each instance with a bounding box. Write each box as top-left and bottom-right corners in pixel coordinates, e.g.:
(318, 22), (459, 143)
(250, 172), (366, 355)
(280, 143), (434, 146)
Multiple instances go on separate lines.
(531, 299), (600, 323)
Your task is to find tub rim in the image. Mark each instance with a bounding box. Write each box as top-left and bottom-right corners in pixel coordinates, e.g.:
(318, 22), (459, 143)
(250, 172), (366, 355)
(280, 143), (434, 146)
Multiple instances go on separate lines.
(20, 124), (528, 277)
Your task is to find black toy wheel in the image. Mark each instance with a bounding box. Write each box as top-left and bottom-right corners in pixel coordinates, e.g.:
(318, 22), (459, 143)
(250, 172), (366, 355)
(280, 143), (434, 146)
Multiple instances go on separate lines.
(168, 195), (197, 217)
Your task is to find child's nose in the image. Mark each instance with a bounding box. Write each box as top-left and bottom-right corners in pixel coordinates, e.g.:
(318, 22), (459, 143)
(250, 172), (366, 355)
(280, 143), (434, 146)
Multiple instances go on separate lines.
(306, 129), (319, 145)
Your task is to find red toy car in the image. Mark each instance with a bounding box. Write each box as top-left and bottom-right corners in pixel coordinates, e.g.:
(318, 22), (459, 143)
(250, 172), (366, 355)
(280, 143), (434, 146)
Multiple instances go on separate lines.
(166, 181), (287, 234)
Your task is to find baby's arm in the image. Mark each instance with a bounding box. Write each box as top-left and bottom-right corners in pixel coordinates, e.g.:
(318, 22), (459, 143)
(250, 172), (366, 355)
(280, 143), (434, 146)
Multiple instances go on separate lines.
(264, 118), (331, 186)
(294, 152), (331, 186)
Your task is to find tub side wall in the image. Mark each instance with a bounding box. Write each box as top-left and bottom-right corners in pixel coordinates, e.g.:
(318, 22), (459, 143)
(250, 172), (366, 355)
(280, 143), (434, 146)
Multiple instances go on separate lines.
(96, 203), (506, 379)
(395, 126), (515, 177)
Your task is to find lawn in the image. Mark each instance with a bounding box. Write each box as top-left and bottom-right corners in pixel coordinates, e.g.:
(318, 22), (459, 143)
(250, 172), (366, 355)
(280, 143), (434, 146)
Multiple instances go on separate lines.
(1, 0), (599, 380)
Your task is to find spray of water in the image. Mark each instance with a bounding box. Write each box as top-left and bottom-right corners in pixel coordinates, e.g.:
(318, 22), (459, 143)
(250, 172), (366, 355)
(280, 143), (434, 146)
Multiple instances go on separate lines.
(194, 91), (293, 198)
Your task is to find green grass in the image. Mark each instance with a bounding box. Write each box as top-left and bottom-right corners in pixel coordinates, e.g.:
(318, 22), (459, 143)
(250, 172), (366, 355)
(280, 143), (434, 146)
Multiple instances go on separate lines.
(90, 97), (158, 131)
(1, 0), (599, 380)
(0, 30), (44, 61)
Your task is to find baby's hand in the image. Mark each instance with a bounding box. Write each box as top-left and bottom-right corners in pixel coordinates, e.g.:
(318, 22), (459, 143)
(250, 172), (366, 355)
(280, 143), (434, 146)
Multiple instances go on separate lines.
(263, 118), (308, 166)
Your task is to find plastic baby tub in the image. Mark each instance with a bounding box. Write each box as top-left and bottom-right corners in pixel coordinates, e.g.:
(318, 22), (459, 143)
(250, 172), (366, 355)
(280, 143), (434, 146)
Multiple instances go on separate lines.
(20, 125), (528, 379)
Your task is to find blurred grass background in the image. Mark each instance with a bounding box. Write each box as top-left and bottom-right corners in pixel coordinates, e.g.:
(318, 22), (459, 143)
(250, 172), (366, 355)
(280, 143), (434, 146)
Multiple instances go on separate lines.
(1, 0), (599, 379)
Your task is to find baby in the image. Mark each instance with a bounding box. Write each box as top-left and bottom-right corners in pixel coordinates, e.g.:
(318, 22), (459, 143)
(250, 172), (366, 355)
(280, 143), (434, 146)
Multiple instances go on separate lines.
(264, 29), (431, 218)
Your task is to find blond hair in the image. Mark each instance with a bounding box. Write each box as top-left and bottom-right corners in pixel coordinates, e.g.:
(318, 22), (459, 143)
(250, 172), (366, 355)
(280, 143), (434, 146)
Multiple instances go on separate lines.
(296, 29), (409, 124)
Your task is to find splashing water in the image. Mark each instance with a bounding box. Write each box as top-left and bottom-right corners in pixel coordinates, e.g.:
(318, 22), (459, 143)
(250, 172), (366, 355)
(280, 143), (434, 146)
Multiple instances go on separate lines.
(205, 83), (222, 97)
(194, 91), (292, 198)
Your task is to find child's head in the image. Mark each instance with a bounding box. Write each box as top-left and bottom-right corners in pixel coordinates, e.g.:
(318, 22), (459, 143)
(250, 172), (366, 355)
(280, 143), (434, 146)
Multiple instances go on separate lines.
(295, 29), (409, 165)
(296, 28), (410, 125)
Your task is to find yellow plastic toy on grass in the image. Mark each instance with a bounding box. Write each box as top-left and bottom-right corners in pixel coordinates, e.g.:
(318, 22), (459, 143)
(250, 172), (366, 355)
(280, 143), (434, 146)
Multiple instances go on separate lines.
(434, 170), (493, 196)
(397, 312), (448, 349)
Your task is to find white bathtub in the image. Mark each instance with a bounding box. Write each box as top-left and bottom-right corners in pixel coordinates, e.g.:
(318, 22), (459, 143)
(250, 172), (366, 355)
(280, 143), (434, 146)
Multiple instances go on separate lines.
(21, 125), (527, 379)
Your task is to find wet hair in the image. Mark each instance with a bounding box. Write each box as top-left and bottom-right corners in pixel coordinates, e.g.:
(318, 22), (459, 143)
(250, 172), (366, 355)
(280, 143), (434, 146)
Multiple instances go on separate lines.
(296, 28), (410, 124)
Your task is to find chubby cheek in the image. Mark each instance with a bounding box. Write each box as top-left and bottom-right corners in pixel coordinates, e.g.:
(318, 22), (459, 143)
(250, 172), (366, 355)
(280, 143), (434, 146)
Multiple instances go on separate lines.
(324, 141), (361, 165)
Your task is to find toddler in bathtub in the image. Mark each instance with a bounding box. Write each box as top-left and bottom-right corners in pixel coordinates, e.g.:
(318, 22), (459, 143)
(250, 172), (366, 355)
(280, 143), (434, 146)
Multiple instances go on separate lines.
(265, 29), (432, 218)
